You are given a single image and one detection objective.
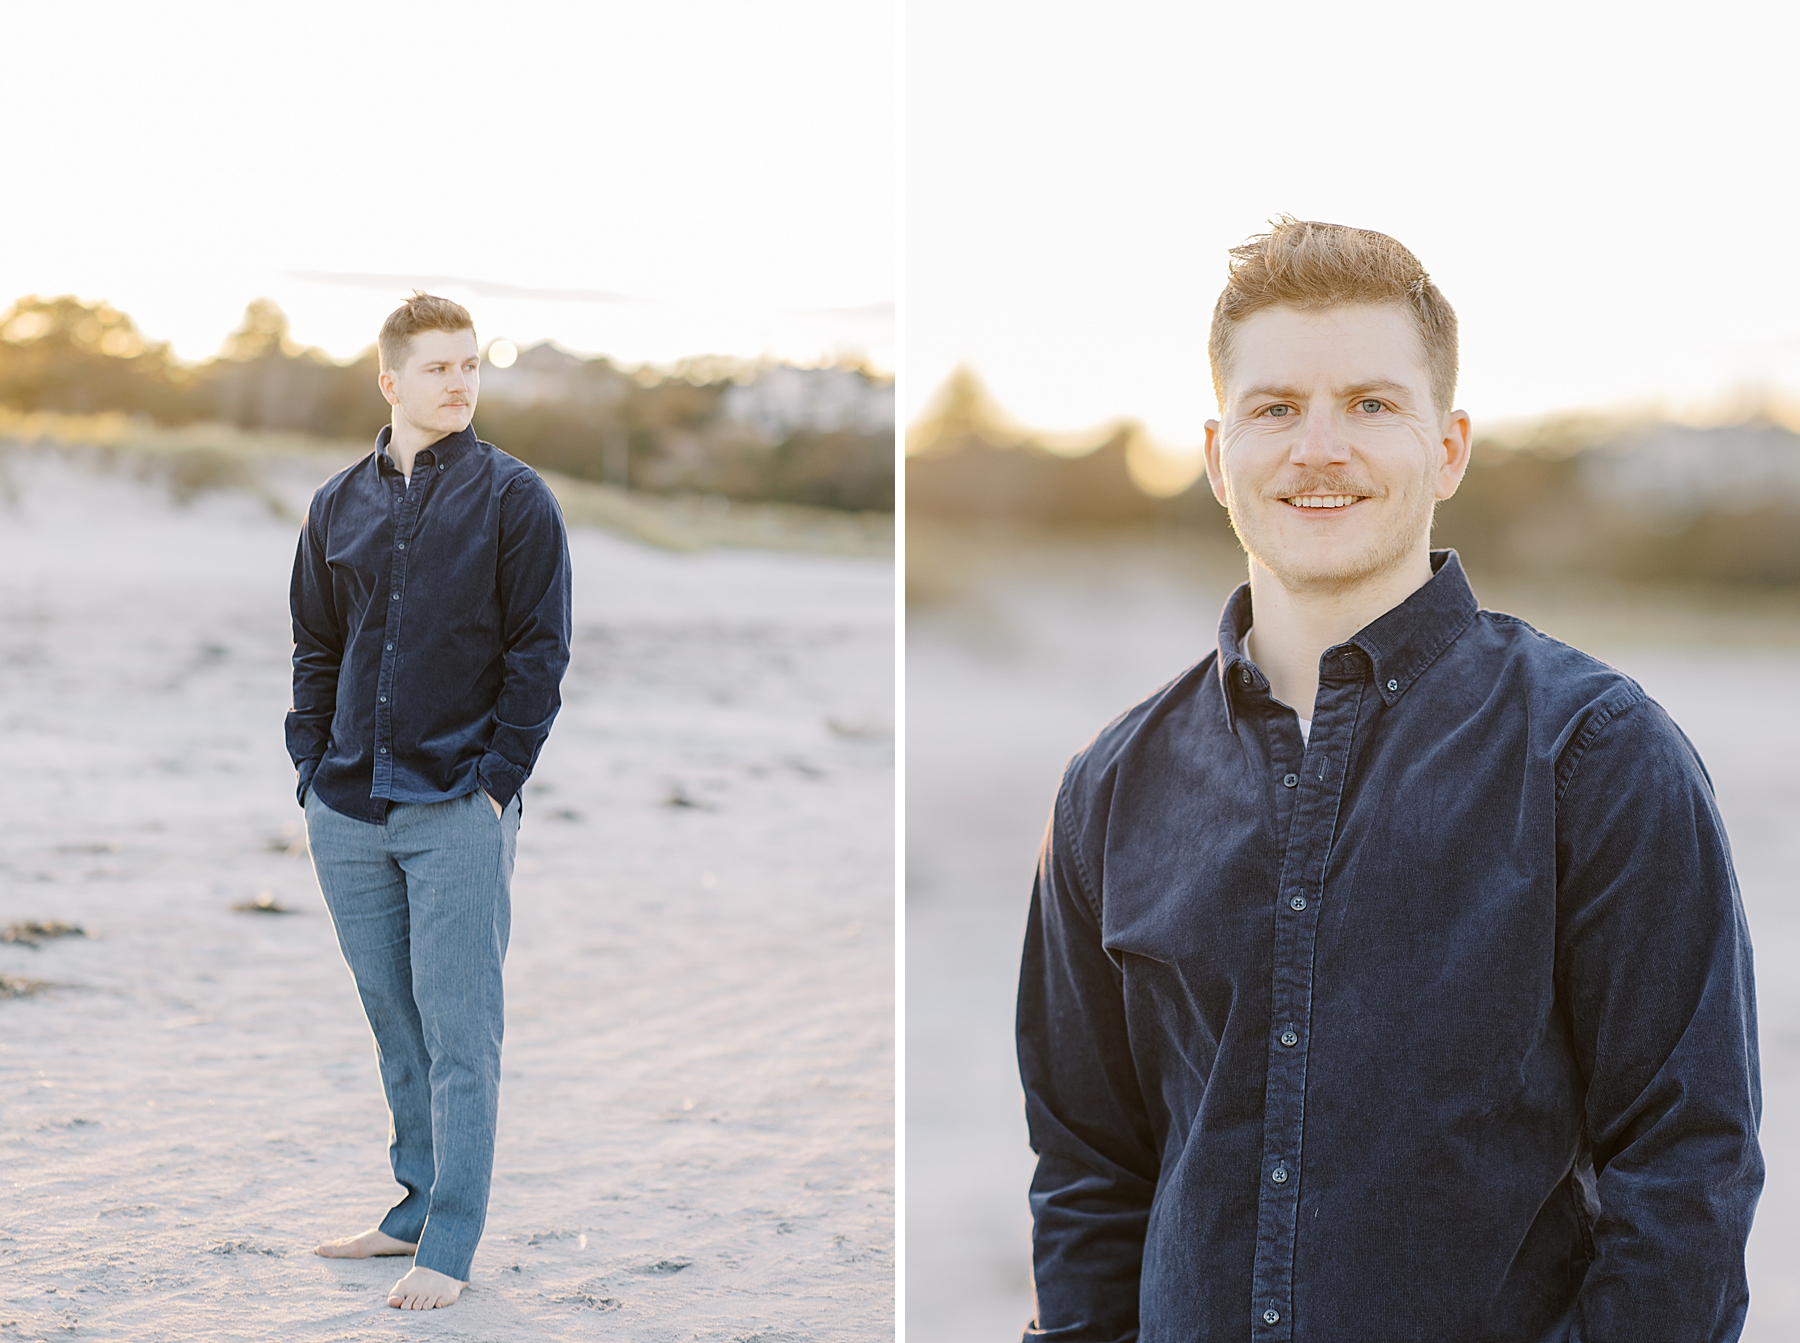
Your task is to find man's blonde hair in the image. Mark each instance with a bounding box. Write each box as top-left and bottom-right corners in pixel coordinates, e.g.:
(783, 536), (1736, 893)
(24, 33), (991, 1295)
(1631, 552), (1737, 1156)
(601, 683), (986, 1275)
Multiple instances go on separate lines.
(1207, 217), (1458, 416)
(378, 292), (475, 374)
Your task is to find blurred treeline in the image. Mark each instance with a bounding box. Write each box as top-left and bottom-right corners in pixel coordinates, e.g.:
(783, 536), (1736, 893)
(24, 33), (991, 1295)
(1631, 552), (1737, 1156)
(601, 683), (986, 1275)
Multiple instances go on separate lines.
(0, 296), (895, 512)
(907, 368), (1800, 587)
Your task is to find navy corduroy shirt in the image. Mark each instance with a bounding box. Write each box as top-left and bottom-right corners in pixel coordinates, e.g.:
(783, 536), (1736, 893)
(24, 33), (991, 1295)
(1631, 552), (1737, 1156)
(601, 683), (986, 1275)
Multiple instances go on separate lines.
(286, 424), (572, 823)
(1017, 551), (1761, 1343)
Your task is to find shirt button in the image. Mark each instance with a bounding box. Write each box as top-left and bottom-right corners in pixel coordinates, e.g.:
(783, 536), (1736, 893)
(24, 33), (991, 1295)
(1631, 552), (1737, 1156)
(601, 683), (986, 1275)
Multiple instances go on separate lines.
(1387, 678), (1399, 691)
(397, 542), (406, 550)
(1282, 773), (1298, 787)
(391, 592), (400, 601)
(385, 642), (394, 651)
(1264, 1309), (1280, 1325)
(1289, 895), (1306, 911)
(1241, 668), (1252, 685)
(378, 746), (388, 754)
(1280, 1029), (1299, 1047)
(378, 695), (387, 703)
(1271, 1165), (1289, 1184)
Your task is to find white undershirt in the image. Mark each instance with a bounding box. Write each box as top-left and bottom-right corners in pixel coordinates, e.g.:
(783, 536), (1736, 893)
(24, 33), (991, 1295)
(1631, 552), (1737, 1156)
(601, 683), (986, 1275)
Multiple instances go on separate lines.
(1242, 627), (1311, 744)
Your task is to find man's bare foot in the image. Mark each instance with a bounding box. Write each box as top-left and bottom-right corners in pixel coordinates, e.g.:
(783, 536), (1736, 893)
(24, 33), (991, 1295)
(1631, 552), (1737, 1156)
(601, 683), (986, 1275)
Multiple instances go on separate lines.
(314, 1228), (418, 1259)
(388, 1265), (466, 1309)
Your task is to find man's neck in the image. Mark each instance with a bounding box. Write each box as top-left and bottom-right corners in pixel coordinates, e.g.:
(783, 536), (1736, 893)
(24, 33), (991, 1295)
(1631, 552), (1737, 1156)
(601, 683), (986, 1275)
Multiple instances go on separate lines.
(1245, 549), (1435, 719)
(387, 414), (442, 481)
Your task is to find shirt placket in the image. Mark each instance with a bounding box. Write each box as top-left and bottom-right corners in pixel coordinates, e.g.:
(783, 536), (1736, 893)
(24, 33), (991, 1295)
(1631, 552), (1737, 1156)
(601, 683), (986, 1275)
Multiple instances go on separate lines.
(372, 455), (430, 795)
(1250, 657), (1367, 1339)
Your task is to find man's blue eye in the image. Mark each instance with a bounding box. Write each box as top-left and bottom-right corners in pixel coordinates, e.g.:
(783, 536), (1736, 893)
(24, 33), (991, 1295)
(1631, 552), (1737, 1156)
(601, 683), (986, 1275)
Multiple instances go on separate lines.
(1359, 399), (1384, 414)
(1266, 406), (1291, 418)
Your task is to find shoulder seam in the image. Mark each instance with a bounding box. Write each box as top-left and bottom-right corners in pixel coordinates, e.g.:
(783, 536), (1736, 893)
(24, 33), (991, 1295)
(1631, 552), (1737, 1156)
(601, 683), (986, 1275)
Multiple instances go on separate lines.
(497, 467), (542, 511)
(1554, 687), (1651, 804)
(1054, 771), (1106, 927)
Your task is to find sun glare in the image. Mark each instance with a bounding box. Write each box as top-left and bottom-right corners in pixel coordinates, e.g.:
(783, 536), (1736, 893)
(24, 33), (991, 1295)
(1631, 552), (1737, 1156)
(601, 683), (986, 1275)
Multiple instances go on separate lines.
(486, 338), (518, 369)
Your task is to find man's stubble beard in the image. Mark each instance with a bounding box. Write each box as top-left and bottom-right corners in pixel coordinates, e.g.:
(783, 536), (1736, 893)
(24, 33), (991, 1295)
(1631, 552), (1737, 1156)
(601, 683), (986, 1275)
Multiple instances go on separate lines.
(1224, 468), (1438, 599)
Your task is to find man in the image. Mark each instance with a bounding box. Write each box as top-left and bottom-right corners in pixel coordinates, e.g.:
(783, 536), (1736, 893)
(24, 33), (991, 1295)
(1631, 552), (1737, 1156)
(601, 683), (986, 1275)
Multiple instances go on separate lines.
(1016, 220), (1761, 1341)
(287, 292), (572, 1310)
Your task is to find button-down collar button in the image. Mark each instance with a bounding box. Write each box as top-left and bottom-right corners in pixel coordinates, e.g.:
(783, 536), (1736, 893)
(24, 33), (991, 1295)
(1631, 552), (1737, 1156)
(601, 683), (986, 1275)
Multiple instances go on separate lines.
(1282, 773), (1298, 788)
(1289, 895), (1306, 911)
(1263, 1309), (1281, 1325)
(438, 463), (446, 472)
(1280, 1029), (1299, 1047)
(1387, 678), (1399, 691)
(1271, 1165), (1289, 1184)
(1241, 667), (1252, 685)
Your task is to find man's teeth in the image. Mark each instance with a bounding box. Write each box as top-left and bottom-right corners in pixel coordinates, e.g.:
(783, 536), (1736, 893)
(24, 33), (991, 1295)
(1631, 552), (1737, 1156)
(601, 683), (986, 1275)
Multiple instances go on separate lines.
(1285, 495), (1360, 509)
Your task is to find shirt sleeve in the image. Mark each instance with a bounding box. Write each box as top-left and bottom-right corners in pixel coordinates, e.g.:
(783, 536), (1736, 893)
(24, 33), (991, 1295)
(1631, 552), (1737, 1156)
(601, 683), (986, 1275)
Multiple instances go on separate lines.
(477, 472), (573, 809)
(284, 501), (341, 804)
(1016, 778), (1160, 1343)
(1555, 694), (1762, 1342)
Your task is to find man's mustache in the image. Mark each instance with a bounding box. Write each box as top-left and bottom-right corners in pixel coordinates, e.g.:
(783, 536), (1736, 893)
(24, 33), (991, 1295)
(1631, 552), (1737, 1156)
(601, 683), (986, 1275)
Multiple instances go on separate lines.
(1265, 474), (1383, 500)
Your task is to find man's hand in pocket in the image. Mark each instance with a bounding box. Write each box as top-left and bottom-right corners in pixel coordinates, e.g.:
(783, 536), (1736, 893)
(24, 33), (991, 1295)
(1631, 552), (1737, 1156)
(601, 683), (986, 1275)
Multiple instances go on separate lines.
(483, 791), (502, 818)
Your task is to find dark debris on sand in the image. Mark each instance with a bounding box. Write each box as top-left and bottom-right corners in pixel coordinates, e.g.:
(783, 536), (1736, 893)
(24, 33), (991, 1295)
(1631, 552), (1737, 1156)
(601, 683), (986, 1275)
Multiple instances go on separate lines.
(2, 920), (88, 948)
(664, 786), (714, 810)
(231, 893), (296, 915)
(0, 975), (50, 998)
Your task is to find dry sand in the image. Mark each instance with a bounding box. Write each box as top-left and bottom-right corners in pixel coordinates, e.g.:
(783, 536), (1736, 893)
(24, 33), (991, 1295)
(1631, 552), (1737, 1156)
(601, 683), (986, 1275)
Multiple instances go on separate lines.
(907, 532), (1800, 1342)
(0, 446), (894, 1341)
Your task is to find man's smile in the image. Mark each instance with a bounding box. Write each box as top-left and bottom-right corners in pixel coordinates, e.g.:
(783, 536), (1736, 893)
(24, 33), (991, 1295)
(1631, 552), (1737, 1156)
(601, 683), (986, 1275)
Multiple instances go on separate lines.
(1279, 493), (1367, 510)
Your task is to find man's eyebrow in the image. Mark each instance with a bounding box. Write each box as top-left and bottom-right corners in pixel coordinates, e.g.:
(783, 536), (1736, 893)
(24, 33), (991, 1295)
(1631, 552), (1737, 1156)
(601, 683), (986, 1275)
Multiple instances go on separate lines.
(1237, 384), (1305, 403)
(1340, 380), (1414, 399)
(1237, 379), (1416, 402)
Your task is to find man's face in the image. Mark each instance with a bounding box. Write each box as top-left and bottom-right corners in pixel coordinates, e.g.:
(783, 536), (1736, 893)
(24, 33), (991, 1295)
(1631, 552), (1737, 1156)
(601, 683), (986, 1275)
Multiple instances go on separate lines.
(380, 328), (480, 437)
(1203, 303), (1471, 595)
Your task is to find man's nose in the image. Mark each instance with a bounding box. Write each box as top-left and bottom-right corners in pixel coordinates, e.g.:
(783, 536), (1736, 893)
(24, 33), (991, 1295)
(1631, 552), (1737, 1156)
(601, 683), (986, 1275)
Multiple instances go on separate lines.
(1291, 407), (1351, 467)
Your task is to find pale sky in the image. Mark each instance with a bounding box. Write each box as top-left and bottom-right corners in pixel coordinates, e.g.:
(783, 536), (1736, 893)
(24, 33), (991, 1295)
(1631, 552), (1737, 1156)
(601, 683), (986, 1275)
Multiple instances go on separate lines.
(907, 0), (1800, 446)
(3, 1), (893, 371)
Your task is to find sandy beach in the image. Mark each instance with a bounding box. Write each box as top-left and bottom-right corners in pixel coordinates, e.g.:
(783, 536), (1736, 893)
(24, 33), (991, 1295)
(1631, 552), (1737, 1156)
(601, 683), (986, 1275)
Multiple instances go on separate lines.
(907, 532), (1800, 1341)
(0, 446), (894, 1341)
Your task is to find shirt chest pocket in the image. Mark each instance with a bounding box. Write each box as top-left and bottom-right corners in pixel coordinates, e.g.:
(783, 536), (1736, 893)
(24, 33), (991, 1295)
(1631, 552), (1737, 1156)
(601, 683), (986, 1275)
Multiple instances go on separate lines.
(324, 537), (392, 617)
(1101, 836), (1281, 1025)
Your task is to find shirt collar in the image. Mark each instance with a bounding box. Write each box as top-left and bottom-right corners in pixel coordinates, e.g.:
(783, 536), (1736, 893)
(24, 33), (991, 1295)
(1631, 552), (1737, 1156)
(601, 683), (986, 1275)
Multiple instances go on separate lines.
(374, 423), (478, 474)
(1217, 550), (1480, 731)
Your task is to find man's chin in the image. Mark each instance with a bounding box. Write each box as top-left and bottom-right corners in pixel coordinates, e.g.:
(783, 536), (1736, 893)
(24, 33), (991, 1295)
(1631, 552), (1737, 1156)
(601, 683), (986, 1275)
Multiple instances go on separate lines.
(411, 410), (474, 437)
(1246, 536), (1416, 596)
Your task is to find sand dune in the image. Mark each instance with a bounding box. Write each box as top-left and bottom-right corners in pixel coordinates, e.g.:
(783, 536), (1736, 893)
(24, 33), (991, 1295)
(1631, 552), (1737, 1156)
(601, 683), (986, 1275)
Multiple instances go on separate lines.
(0, 446), (894, 1341)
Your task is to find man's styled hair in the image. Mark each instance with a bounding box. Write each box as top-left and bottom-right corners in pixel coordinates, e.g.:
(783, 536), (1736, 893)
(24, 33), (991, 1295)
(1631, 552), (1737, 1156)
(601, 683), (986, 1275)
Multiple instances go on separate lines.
(378, 291), (475, 373)
(1208, 217), (1458, 416)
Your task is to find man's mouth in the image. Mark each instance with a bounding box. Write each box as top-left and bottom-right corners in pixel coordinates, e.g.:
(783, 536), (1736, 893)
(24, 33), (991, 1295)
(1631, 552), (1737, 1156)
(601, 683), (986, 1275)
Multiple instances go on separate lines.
(1280, 494), (1366, 510)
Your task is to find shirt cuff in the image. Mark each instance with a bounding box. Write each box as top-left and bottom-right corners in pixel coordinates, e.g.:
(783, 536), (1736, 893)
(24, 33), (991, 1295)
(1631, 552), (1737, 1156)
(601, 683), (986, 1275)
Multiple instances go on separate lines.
(478, 755), (525, 812)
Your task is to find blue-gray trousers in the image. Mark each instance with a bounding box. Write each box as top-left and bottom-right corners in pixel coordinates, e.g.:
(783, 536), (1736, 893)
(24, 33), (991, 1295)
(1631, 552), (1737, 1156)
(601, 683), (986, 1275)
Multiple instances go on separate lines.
(304, 789), (518, 1281)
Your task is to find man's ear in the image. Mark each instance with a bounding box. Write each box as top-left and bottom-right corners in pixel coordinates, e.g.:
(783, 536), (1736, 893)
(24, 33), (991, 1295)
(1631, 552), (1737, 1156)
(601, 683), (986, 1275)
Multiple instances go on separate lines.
(1434, 409), (1473, 501)
(1203, 418), (1229, 508)
(378, 368), (400, 408)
